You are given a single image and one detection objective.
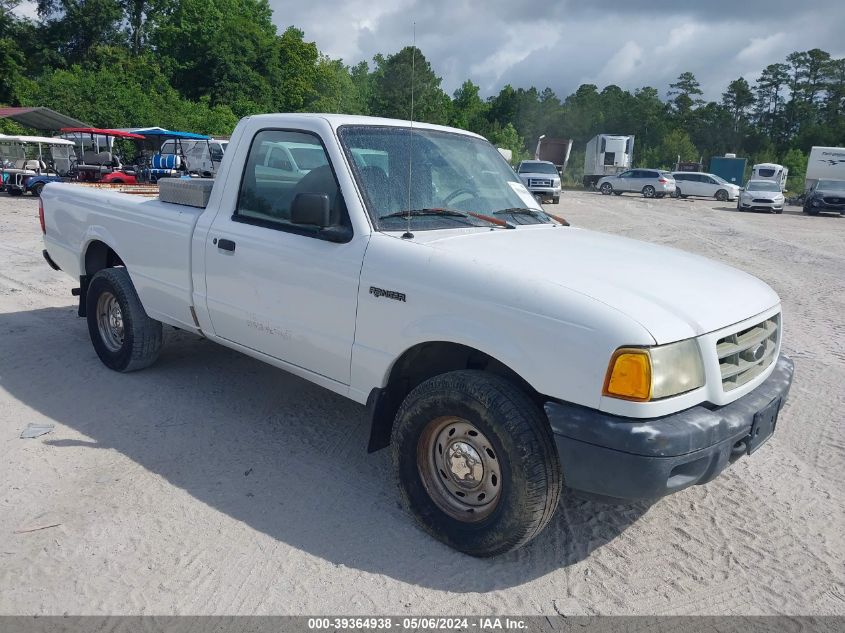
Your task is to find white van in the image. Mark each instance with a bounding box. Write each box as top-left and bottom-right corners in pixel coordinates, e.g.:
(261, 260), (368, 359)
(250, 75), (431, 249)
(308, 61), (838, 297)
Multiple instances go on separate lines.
(750, 163), (788, 191)
(805, 147), (845, 191)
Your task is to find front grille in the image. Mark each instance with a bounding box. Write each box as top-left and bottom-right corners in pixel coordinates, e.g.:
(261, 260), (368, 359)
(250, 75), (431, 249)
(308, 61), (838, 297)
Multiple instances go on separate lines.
(716, 315), (779, 392)
(822, 197), (845, 205)
(528, 178), (553, 187)
(752, 198), (774, 203)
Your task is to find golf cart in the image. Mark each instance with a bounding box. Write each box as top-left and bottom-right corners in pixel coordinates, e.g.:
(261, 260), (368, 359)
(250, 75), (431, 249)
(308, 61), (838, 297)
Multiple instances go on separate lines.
(0, 134), (76, 196)
(60, 127), (146, 183)
(132, 128), (221, 181)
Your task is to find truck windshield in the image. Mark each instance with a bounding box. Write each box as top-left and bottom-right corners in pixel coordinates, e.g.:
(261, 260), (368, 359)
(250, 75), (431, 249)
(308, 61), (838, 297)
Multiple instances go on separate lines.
(519, 162), (557, 174)
(338, 125), (552, 230)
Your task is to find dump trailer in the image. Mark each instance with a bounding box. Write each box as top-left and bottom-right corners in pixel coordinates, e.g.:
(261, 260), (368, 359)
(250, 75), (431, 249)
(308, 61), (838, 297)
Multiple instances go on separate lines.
(583, 134), (634, 189)
(534, 137), (573, 175)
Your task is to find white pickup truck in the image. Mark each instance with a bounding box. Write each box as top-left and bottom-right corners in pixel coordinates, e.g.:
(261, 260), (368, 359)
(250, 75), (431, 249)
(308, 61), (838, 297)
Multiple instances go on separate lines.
(40, 113), (794, 557)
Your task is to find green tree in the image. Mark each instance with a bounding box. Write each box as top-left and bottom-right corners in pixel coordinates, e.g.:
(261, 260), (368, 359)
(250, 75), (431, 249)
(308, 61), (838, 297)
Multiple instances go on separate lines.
(780, 148), (807, 193)
(368, 46), (450, 124)
(668, 71), (703, 116)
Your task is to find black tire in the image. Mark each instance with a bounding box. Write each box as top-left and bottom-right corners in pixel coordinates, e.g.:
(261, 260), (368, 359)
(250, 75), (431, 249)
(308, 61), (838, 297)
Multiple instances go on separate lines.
(672, 188), (681, 198)
(86, 268), (163, 372)
(715, 189), (728, 202)
(552, 196), (560, 204)
(737, 200), (742, 211)
(612, 191), (622, 196)
(655, 193), (665, 199)
(391, 370), (561, 557)
(600, 182), (613, 195)
(642, 185), (655, 198)
(8, 188), (23, 196)
(30, 182), (45, 197)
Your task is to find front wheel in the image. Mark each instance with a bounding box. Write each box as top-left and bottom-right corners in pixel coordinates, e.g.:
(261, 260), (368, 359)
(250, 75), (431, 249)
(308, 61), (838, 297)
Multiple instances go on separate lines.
(30, 182), (45, 197)
(642, 185), (655, 198)
(672, 188), (682, 198)
(600, 183), (613, 195)
(552, 196), (560, 204)
(391, 370), (561, 557)
(715, 189), (728, 202)
(86, 267), (163, 372)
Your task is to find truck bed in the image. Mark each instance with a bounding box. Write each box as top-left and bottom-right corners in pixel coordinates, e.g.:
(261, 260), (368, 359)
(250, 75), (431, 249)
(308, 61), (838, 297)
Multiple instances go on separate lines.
(42, 183), (206, 330)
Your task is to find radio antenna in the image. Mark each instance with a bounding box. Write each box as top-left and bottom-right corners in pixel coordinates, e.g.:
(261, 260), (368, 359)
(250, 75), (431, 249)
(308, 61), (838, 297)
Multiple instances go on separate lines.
(402, 22), (416, 240)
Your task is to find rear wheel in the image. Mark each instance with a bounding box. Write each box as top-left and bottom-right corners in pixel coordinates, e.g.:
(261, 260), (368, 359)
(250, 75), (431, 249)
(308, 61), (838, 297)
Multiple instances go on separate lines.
(715, 189), (728, 202)
(642, 185), (655, 198)
(391, 370), (561, 557)
(600, 183), (613, 195)
(672, 188), (682, 198)
(30, 182), (45, 197)
(8, 188), (22, 197)
(86, 268), (163, 372)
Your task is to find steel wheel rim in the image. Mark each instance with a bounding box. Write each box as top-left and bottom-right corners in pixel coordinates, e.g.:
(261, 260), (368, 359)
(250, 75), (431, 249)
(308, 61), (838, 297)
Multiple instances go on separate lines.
(417, 416), (501, 522)
(96, 291), (124, 352)
(643, 187), (654, 198)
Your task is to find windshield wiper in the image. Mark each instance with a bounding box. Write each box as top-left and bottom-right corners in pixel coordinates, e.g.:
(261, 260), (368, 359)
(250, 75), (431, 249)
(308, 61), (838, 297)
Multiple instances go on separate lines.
(495, 207), (570, 226)
(381, 208), (469, 219)
(381, 208), (515, 229)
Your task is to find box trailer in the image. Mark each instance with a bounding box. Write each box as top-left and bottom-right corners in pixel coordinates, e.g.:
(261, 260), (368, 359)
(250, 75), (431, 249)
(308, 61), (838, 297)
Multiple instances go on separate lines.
(710, 154), (747, 187)
(583, 134), (634, 188)
(534, 136), (573, 175)
(806, 146), (845, 190)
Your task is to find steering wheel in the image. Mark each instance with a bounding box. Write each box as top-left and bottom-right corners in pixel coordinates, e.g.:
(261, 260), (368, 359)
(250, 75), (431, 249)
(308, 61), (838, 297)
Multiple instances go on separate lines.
(443, 187), (477, 206)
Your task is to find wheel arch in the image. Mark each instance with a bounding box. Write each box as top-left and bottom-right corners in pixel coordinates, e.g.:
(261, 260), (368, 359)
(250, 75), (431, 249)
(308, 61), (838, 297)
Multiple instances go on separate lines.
(366, 340), (543, 453)
(78, 239), (126, 317)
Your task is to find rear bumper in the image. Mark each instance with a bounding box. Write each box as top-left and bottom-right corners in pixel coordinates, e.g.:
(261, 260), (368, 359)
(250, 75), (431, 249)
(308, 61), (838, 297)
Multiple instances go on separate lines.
(545, 354), (794, 500)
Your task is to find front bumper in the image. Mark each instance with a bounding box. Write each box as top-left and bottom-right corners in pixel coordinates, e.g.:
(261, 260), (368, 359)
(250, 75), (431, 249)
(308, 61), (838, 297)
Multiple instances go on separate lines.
(808, 198), (845, 212)
(740, 199), (783, 211)
(527, 186), (561, 198)
(545, 354), (794, 500)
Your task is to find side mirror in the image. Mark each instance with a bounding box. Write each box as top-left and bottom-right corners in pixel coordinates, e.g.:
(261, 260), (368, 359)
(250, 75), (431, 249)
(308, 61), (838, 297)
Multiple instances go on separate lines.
(291, 193), (330, 227)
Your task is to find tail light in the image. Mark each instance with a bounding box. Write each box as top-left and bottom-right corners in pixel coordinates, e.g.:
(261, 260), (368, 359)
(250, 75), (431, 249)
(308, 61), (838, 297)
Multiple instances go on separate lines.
(658, 177), (668, 183)
(39, 198), (45, 234)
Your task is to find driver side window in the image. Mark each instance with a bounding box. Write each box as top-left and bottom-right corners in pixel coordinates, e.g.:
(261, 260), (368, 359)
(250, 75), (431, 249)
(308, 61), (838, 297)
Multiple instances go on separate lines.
(235, 130), (348, 235)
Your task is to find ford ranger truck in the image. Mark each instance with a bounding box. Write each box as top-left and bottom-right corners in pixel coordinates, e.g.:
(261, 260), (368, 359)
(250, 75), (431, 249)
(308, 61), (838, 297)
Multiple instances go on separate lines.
(39, 113), (794, 557)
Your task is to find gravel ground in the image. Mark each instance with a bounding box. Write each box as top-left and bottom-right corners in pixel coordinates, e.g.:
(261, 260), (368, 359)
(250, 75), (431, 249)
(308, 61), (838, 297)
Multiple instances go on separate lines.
(0, 190), (842, 616)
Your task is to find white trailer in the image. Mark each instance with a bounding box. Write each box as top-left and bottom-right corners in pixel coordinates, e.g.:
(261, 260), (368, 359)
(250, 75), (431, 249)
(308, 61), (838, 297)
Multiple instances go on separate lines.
(583, 134), (634, 189)
(750, 163), (788, 191)
(806, 146), (845, 190)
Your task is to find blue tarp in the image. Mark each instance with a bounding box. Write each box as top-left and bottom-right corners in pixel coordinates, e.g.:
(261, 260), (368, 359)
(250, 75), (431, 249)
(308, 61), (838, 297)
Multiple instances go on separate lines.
(133, 128), (210, 140)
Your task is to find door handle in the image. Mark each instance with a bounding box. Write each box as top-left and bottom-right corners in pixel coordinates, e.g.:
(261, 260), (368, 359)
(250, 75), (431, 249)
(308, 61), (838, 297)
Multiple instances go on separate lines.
(216, 238), (236, 252)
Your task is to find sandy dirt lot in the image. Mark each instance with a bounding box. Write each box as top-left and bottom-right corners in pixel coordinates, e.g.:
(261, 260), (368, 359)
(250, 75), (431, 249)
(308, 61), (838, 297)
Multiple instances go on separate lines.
(0, 190), (843, 616)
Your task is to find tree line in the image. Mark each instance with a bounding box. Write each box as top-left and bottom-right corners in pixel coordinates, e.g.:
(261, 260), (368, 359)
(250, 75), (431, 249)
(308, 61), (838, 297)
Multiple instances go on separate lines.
(2, 0), (843, 189)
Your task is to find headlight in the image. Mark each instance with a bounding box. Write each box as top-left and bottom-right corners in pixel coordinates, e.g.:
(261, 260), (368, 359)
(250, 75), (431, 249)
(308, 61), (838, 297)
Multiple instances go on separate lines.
(603, 339), (705, 401)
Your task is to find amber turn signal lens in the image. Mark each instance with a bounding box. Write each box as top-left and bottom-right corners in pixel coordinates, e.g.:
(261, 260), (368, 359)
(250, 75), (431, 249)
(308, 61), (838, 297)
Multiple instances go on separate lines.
(603, 349), (652, 401)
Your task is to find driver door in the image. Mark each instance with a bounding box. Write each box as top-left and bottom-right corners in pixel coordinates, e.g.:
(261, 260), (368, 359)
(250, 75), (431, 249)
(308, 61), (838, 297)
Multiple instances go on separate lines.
(202, 128), (368, 385)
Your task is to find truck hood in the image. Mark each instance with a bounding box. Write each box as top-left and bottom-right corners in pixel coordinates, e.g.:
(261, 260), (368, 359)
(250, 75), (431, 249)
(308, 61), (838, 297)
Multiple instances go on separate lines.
(416, 226), (779, 343)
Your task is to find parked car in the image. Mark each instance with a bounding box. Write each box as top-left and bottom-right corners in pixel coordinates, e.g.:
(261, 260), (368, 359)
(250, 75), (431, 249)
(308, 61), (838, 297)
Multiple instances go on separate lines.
(671, 172), (740, 201)
(597, 169), (676, 198)
(737, 180), (785, 213)
(516, 160), (561, 203)
(40, 113), (793, 557)
(802, 179), (845, 215)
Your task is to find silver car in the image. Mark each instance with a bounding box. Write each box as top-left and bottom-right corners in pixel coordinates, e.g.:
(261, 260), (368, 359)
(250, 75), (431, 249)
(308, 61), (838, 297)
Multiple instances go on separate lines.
(516, 160), (562, 204)
(737, 180), (785, 214)
(597, 169), (676, 198)
(671, 171), (740, 201)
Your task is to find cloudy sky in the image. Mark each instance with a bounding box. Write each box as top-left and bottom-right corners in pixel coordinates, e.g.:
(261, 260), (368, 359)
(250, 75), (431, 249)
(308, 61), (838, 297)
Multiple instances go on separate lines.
(270, 0), (845, 100)
(15, 1), (845, 101)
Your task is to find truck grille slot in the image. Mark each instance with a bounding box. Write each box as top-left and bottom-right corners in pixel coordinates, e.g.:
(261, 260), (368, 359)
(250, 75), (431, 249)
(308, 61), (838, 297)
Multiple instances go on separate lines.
(717, 315), (779, 392)
(752, 198), (773, 203)
(528, 178), (552, 187)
